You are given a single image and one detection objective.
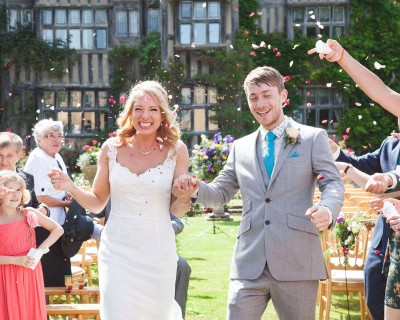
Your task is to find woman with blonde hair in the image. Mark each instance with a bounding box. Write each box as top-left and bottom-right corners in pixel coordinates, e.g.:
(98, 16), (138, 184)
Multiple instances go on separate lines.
(49, 80), (191, 319)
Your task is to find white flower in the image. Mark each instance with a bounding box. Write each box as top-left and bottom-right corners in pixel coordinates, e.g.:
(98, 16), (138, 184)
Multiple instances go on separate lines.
(286, 127), (299, 139)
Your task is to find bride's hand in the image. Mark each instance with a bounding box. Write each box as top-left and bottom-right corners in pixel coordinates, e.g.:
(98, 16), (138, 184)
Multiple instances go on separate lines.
(172, 175), (199, 198)
(48, 169), (75, 192)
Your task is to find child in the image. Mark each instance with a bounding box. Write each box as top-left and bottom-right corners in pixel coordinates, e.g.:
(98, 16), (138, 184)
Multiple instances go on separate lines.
(0, 171), (64, 320)
(0, 132), (49, 215)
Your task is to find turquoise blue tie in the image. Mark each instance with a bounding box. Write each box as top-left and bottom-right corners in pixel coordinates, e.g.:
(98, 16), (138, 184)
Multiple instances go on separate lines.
(264, 132), (276, 177)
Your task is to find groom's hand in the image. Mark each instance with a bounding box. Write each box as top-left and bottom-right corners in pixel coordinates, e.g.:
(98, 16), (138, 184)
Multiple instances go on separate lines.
(172, 175), (200, 198)
(305, 206), (331, 231)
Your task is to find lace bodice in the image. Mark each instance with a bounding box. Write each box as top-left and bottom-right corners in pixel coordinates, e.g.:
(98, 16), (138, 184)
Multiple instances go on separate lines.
(106, 141), (177, 219)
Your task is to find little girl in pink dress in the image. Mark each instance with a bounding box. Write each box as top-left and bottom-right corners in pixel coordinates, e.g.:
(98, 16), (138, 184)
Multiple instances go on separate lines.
(0, 171), (63, 320)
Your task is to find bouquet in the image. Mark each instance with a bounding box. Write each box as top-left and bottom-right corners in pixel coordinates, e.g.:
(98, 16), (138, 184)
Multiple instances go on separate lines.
(333, 211), (375, 265)
(76, 140), (100, 169)
(190, 132), (235, 181)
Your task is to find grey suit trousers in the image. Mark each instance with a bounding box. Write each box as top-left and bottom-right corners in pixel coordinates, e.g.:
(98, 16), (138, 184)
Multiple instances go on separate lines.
(226, 264), (319, 320)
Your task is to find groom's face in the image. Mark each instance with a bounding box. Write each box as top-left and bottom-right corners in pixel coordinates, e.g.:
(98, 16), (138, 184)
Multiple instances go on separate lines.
(247, 83), (287, 131)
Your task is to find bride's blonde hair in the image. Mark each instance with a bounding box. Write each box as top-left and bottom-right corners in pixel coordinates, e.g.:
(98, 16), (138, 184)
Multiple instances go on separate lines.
(116, 81), (180, 148)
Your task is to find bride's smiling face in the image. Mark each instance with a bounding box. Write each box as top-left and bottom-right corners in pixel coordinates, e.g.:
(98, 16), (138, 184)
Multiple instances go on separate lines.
(131, 93), (162, 135)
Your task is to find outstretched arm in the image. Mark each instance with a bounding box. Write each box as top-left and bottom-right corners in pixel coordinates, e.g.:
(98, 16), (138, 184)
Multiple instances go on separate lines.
(308, 39), (400, 118)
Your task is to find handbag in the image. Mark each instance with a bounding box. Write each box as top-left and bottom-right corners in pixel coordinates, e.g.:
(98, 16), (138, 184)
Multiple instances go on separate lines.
(61, 199), (94, 258)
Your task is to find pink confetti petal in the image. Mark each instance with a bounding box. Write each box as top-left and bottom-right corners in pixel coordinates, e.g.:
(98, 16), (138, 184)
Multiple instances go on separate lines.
(345, 127), (350, 134)
(249, 12), (254, 17)
(316, 174), (325, 181)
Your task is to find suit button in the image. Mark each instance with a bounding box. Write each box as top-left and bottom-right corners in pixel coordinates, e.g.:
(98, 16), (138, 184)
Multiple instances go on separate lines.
(265, 198), (271, 203)
(265, 220), (270, 225)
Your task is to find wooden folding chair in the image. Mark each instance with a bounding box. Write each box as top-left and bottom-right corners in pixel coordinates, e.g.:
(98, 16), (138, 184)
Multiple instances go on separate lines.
(318, 223), (374, 320)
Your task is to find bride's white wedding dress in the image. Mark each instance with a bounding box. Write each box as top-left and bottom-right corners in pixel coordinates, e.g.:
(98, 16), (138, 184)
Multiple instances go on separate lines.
(98, 142), (183, 320)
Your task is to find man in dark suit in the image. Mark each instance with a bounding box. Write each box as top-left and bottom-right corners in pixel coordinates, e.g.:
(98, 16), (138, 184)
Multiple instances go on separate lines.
(330, 127), (400, 320)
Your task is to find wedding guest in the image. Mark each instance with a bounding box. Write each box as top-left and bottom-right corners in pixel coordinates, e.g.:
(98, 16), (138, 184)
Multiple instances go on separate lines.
(48, 80), (191, 319)
(174, 66), (344, 319)
(335, 163), (400, 320)
(329, 123), (400, 318)
(24, 119), (72, 287)
(0, 171), (63, 320)
(308, 40), (400, 120)
(0, 132), (49, 215)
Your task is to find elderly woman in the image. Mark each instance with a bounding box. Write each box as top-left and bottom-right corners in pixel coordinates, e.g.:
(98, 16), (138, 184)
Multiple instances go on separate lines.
(24, 119), (72, 287)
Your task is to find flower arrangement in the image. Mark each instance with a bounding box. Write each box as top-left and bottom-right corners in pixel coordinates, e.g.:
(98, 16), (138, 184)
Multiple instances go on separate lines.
(333, 211), (375, 265)
(76, 140), (100, 169)
(190, 132), (235, 181)
(284, 127), (300, 149)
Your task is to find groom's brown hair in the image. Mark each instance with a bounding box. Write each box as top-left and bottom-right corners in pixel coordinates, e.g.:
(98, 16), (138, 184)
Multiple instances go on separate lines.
(243, 66), (285, 96)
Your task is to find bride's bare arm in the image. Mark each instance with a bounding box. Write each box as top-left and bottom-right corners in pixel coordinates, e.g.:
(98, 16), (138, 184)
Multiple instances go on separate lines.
(49, 143), (110, 213)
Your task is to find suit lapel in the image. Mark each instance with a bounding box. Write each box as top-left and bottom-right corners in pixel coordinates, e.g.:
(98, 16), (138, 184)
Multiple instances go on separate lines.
(269, 121), (300, 187)
(390, 140), (400, 170)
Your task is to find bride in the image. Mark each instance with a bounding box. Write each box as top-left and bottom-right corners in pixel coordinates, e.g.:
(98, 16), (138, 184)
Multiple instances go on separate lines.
(49, 80), (192, 319)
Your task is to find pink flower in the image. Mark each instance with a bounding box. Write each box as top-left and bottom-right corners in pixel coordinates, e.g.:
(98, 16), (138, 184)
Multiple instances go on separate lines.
(275, 52), (281, 57)
(250, 51), (256, 56)
(342, 248), (347, 253)
(108, 98), (116, 104)
(375, 249), (380, 255)
(119, 96), (126, 103)
(342, 134), (349, 141)
(26, 211), (39, 228)
(83, 145), (91, 151)
(92, 140), (98, 145)
(336, 214), (345, 223)
(283, 76), (291, 82)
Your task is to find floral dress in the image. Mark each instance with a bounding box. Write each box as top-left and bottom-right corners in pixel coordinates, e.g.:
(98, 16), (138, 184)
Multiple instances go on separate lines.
(383, 229), (400, 308)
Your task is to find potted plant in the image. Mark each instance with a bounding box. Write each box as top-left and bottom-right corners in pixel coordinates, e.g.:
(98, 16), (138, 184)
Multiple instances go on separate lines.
(76, 140), (100, 184)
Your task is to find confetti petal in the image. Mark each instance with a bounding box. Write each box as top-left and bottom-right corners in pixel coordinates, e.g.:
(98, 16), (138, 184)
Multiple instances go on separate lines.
(374, 61), (386, 70)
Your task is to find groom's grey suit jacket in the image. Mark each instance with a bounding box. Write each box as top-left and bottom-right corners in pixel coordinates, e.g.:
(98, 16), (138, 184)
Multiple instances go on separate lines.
(197, 120), (344, 281)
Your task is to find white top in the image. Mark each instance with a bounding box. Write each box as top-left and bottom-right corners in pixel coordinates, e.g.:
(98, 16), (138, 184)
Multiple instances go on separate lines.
(24, 147), (68, 225)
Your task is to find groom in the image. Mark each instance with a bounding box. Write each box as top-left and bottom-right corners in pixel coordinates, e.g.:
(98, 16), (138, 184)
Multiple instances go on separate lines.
(174, 66), (344, 319)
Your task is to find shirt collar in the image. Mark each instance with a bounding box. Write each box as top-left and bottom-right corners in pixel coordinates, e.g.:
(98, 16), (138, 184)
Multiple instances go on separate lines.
(259, 116), (290, 139)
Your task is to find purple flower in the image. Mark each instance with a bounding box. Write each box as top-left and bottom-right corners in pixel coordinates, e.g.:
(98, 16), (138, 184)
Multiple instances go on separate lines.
(224, 135), (235, 143)
(213, 132), (222, 144)
(206, 163), (214, 173)
(336, 214), (345, 223)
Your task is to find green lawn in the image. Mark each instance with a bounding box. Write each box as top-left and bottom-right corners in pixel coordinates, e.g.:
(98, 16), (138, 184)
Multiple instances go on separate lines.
(178, 216), (364, 320)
